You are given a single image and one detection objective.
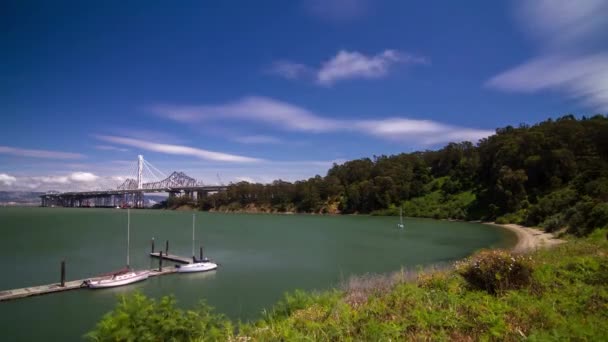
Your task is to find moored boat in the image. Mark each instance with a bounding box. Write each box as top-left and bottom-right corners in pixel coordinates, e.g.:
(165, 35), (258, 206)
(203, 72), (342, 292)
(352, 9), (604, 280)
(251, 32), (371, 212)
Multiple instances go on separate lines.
(177, 261), (217, 273)
(85, 270), (149, 288)
(177, 214), (218, 274)
(86, 209), (150, 289)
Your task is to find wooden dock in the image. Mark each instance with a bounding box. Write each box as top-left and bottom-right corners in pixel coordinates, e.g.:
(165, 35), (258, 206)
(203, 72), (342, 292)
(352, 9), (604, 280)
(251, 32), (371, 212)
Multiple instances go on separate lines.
(149, 252), (193, 264)
(0, 238), (197, 302)
(0, 266), (180, 302)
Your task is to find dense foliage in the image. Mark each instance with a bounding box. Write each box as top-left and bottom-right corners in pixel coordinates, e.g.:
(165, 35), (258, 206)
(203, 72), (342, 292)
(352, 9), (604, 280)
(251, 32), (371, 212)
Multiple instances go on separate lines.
(86, 295), (233, 341)
(194, 115), (608, 235)
(89, 229), (608, 341)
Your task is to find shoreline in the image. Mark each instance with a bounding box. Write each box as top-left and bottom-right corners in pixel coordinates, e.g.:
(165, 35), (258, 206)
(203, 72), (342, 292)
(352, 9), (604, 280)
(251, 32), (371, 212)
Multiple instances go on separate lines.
(485, 222), (565, 253)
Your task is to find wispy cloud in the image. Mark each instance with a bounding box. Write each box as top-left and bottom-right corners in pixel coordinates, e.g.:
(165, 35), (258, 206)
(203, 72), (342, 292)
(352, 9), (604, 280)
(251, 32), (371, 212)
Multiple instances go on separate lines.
(150, 97), (341, 133)
(303, 0), (369, 22)
(232, 135), (282, 144)
(95, 135), (263, 163)
(0, 146), (84, 159)
(95, 145), (129, 152)
(152, 96), (492, 145)
(269, 50), (428, 86)
(487, 0), (608, 110)
(487, 54), (608, 109)
(318, 50), (427, 86)
(268, 61), (312, 80)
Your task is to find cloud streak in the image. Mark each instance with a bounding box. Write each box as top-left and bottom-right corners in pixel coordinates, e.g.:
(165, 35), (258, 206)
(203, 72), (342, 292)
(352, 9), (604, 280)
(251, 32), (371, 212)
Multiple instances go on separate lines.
(317, 50), (427, 85)
(487, 0), (608, 110)
(232, 135), (282, 144)
(151, 97), (341, 133)
(269, 49), (428, 86)
(152, 96), (493, 145)
(95, 145), (129, 152)
(95, 135), (263, 163)
(0, 146), (84, 159)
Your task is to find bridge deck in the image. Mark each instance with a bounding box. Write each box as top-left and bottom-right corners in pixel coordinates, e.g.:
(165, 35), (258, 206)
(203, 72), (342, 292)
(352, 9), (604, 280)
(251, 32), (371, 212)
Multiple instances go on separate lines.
(40, 185), (228, 197)
(0, 266), (179, 302)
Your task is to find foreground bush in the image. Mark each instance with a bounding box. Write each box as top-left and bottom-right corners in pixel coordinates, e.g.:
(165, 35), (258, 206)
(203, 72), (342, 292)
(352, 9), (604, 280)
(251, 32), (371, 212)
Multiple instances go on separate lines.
(455, 249), (533, 294)
(89, 231), (608, 341)
(86, 293), (233, 341)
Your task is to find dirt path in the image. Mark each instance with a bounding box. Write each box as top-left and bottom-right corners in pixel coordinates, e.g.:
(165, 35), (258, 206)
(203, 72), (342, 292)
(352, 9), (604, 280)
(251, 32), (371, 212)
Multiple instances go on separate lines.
(485, 223), (565, 253)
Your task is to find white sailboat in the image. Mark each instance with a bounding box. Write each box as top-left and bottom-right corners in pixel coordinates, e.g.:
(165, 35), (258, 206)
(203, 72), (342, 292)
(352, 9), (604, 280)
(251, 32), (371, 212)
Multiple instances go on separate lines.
(397, 207), (404, 229)
(85, 209), (150, 288)
(177, 214), (218, 273)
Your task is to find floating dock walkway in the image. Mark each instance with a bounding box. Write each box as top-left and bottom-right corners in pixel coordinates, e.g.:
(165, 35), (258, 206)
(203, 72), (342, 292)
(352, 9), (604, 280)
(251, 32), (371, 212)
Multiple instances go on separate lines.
(149, 252), (193, 264)
(0, 266), (179, 302)
(0, 239), (200, 303)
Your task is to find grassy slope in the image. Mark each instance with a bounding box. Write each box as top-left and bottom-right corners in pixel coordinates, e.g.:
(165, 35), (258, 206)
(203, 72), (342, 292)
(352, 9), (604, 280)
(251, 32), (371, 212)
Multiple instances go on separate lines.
(89, 230), (608, 341)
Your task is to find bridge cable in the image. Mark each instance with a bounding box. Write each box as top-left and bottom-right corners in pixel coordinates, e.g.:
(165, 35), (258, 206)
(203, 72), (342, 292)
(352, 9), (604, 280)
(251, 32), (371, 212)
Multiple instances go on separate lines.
(143, 159), (167, 179)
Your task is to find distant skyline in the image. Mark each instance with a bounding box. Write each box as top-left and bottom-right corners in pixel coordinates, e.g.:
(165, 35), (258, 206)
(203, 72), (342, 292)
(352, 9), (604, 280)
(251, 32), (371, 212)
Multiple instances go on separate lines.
(2, 0), (607, 191)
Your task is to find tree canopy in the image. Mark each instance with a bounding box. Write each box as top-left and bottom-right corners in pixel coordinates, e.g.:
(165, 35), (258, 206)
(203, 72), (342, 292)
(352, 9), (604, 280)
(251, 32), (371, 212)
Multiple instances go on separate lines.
(196, 115), (608, 235)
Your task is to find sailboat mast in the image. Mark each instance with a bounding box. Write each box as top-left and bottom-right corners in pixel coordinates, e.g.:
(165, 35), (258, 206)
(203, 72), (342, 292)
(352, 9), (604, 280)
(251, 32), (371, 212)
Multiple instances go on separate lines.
(192, 214), (195, 258)
(127, 208), (130, 267)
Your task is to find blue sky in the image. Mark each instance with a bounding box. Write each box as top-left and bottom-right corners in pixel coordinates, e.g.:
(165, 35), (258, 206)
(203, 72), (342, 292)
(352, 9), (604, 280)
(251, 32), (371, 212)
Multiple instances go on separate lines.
(1, 0), (607, 191)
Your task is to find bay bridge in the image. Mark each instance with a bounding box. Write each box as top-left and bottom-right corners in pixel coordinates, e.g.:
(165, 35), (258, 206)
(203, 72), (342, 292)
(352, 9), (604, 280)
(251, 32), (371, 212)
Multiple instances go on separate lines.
(40, 155), (227, 208)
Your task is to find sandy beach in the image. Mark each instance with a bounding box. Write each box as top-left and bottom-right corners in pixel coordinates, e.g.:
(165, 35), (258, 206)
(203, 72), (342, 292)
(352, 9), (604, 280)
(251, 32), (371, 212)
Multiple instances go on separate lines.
(486, 222), (565, 253)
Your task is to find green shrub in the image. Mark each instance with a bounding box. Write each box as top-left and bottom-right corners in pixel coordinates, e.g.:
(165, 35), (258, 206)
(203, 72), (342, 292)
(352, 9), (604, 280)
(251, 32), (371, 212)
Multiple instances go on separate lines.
(86, 292), (232, 341)
(540, 213), (565, 232)
(455, 249), (533, 295)
(496, 209), (527, 225)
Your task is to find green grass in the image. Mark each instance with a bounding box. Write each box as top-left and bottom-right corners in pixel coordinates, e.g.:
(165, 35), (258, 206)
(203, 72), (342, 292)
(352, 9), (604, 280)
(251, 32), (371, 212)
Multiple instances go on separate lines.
(88, 229), (608, 341)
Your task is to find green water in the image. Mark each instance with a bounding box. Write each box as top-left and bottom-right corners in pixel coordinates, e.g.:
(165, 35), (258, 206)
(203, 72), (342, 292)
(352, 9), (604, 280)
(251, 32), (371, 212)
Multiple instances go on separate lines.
(0, 207), (515, 341)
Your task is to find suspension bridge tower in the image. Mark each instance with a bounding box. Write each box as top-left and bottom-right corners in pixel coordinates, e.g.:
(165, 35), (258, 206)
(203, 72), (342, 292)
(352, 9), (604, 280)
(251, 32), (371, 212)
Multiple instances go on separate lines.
(135, 155), (145, 208)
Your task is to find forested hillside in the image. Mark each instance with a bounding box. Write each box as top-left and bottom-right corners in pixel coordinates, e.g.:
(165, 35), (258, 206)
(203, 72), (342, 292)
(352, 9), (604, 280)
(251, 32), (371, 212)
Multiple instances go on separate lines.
(195, 115), (608, 235)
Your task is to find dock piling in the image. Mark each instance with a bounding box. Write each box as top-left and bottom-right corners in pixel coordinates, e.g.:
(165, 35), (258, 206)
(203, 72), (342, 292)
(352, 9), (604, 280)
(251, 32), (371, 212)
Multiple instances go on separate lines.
(200, 246), (203, 261)
(151, 237), (155, 253)
(60, 260), (66, 287)
(165, 240), (169, 254)
(158, 251), (163, 272)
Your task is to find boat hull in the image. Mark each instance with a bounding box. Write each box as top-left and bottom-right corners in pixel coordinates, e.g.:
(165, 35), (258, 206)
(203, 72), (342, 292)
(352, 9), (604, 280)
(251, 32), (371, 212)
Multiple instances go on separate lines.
(86, 270), (150, 289)
(177, 262), (218, 273)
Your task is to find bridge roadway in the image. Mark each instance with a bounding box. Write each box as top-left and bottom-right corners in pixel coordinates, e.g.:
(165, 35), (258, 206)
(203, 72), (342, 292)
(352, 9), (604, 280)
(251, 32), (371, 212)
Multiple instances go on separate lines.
(40, 185), (228, 208)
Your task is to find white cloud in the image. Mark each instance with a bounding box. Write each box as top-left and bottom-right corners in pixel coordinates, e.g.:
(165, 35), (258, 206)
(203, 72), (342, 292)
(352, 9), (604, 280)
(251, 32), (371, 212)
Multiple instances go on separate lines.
(269, 50), (428, 85)
(317, 50), (427, 85)
(487, 0), (608, 110)
(487, 54), (608, 109)
(0, 174), (17, 186)
(233, 135), (282, 144)
(95, 145), (129, 152)
(0, 172), (110, 192)
(152, 96), (492, 145)
(69, 172), (99, 182)
(355, 118), (493, 144)
(151, 97), (341, 133)
(95, 135), (262, 163)
(0, 146), (84, 159)
(516, 0), (608, 50)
